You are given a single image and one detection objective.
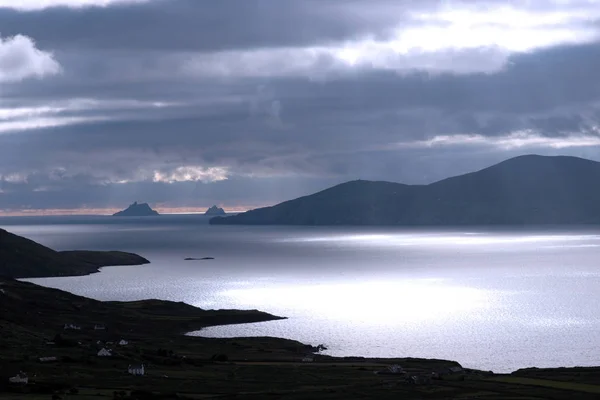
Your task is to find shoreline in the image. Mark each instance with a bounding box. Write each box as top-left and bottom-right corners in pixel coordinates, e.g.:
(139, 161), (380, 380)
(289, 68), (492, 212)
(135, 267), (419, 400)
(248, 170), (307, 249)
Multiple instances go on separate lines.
(16, 272), (600, 375)
(4, 277), (600, 399)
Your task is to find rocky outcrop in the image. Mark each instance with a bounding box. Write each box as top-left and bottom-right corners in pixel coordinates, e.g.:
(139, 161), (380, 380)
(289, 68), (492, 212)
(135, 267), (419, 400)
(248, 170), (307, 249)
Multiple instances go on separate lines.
(113, 202), (159, 217)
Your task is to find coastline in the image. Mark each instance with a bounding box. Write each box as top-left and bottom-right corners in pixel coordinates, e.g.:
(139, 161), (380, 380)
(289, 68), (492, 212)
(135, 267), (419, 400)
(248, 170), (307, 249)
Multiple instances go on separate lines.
(4, 276), (600, 399)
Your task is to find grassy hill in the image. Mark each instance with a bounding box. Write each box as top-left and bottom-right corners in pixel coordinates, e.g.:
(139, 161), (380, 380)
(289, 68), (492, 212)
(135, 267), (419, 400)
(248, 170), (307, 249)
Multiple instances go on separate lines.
(211, 155), (600, 225)
(0, 228), (149, 278)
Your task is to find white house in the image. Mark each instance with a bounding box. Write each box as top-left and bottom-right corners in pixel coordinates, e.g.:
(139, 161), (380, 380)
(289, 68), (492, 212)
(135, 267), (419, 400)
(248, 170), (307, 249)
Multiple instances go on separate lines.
(128, 364), (145, 376)
(94, 324), (106, 330)
(64, 323), (81, 330)
(8, 372), (28, 384)
(302, 356), (314, 362)
(118, 339), (129, 346)
(97, 348), (112, 357)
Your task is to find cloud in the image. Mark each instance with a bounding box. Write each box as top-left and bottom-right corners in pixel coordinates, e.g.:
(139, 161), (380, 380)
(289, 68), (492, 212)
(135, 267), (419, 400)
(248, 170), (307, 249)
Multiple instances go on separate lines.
(2, 1), (600, 212)
(152, 166), (229, 183)
(403, 131), (600, 150)
(0, 34), (61, 82)
(179, 2), (600, 77)
(0, 0), (148, 11)
(2, 1), (600, 77)
(0, 98), (179, 134)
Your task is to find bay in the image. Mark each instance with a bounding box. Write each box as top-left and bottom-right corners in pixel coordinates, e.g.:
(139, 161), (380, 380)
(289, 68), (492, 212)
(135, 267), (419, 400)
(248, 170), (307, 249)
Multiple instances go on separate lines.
(3, 215), (600, 373)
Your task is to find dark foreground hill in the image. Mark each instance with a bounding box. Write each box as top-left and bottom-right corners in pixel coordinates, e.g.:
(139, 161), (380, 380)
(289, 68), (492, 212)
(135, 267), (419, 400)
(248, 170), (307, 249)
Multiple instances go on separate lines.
(211, 155), (600, 226)
(0, 277), (284, 339)
(2, 280), (600, 400)
(0, 228), (149, 278)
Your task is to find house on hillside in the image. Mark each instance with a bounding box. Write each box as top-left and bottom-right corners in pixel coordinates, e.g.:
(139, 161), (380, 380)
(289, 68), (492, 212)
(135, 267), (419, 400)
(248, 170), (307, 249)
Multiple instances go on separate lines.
(302, 356), (314, 362)
(97, 348), (112, 357)
(119, 339), (129, 346)
(94, 324), (106, 330)
(64, 323), (81, 330)
(8, 372), (28, 384)
(128, 364), (145, 376)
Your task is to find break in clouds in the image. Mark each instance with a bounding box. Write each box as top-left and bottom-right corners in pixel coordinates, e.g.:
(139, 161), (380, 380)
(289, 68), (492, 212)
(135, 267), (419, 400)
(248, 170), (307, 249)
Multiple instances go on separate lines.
(2, 0), (600, 211)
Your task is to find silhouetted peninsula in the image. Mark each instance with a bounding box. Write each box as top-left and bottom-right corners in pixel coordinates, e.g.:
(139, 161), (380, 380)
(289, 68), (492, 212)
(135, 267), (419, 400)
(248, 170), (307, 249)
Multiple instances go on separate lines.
(113, 201), (159, 216)
(205, 205), (226, 216)
(0, 228), (149, 278)
(210, 155), (600, 226)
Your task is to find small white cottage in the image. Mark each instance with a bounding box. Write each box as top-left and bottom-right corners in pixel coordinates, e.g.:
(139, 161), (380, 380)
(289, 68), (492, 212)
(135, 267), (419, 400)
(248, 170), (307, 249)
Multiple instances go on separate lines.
(8, 372), (28, 384)
(97, 348), (112, 357)
(128, 364), (145, 376)
(118, 339), (129, 346)
(302, 356), (314, 362)
(94, 324), (106, 330)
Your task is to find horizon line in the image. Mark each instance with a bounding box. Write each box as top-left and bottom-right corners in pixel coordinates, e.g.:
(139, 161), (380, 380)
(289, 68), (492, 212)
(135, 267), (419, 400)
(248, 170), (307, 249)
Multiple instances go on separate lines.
(0, 206), (254, 217)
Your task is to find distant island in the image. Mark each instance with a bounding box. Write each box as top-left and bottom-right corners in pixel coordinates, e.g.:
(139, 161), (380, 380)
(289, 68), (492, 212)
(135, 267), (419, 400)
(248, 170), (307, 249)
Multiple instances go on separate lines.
(113, 201), (159, 217)
(210, 155), (600, 226)
(204, 205), (226, 216)
(0, 228), (149, 279)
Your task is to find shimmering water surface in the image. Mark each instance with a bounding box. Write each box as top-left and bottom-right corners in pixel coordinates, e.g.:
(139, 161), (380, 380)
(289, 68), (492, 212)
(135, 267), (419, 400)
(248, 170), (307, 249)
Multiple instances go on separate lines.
(3, 215), (600, 372)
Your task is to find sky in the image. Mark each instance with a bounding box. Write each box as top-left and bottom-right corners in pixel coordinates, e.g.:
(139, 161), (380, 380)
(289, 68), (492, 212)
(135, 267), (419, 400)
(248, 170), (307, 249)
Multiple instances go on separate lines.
(1, 0), (600, 214)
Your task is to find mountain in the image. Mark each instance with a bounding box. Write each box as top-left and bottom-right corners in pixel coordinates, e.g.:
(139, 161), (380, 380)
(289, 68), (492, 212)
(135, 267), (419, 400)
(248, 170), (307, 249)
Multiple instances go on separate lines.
(205, 205), (226, 216)
(113, 201), (159, 216)
(0, 228), (149, 278)
(210, 155), (600, 226)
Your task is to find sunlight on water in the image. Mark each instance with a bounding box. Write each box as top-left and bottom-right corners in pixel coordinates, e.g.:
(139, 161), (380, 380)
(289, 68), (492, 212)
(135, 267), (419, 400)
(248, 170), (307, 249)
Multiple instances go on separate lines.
(281, 233), (600, 247)
(221, 280), (493, 324)
(8, 217), (600, 372)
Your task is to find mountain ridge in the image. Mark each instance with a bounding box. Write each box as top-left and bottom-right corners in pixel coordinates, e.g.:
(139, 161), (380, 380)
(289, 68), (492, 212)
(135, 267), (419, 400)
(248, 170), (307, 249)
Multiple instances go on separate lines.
(210, 155), (600, 226)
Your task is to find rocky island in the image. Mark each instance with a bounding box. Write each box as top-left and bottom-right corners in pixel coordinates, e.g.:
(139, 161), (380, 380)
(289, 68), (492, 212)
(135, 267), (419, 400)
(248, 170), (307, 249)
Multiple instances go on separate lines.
(113, 201), (159, 217)
(204, 205), (226, 216)
(210, 155), (600, 226)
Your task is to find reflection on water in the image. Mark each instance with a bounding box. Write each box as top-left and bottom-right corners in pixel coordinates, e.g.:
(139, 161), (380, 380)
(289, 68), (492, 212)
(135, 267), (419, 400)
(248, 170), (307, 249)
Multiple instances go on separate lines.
(221, 280), (492, 324)
(282, 232), (600, 246)
(6, 216), (600, 373)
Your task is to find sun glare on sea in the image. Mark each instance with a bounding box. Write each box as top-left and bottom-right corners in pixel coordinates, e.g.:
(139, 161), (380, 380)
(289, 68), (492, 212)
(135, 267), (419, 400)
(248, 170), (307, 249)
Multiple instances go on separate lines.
(221, 280), (492, 325)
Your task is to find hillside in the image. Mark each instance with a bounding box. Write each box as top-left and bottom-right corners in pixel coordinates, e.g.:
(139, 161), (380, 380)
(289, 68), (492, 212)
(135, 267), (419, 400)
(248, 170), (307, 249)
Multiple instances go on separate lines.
(210, 155), (600, 225)
(0, 277), (284, 339)
(0, 228), (149, 278)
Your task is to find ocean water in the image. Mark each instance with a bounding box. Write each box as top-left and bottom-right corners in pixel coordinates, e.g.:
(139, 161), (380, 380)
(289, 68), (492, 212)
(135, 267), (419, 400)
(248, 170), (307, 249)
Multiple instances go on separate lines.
(3, 215), (600, 373)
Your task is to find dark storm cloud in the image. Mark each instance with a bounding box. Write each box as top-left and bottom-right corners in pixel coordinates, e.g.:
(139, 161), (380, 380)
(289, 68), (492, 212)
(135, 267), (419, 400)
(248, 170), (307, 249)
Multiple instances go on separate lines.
(0, 0), (405, 52)
(3, 0), (600, 211)
(3, 43), (600, 185)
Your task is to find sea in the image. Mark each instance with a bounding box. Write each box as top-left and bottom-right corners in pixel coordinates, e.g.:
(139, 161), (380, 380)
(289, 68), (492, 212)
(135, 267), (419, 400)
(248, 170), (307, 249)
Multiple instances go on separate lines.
(2, 214), (600, 373)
